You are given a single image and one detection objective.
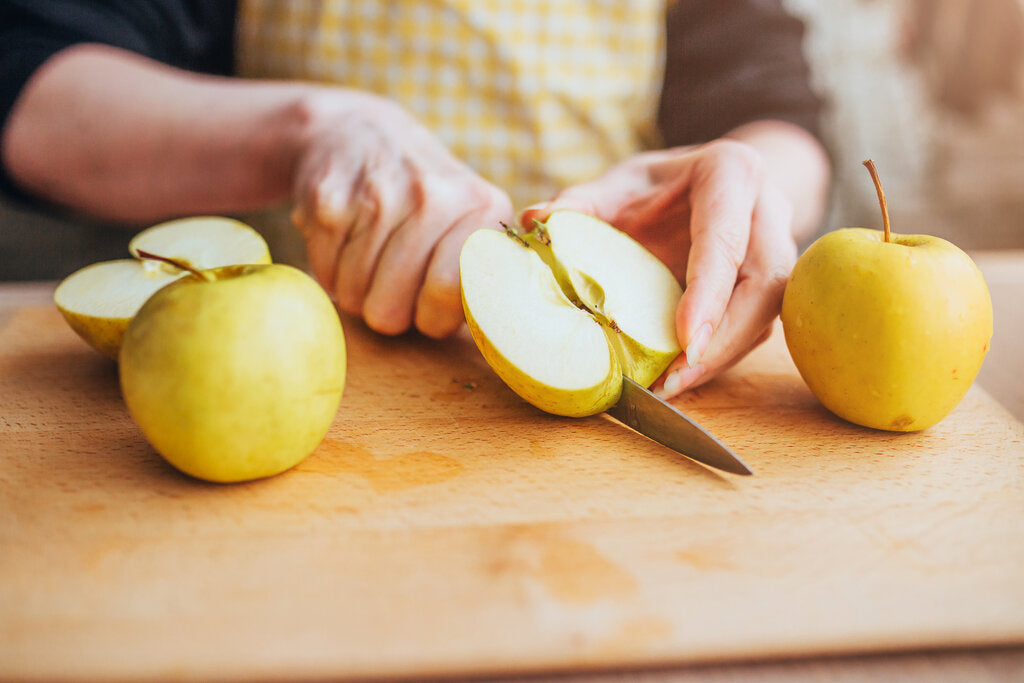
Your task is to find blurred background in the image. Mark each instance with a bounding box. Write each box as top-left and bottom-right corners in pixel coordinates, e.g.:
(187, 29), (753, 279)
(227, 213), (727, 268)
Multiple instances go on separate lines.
(788, 0), (1024, 250)
(2, 0), (1023, 281)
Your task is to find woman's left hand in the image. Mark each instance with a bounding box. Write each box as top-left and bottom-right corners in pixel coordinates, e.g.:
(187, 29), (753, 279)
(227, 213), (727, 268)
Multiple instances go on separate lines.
(520, 139), (798, 399)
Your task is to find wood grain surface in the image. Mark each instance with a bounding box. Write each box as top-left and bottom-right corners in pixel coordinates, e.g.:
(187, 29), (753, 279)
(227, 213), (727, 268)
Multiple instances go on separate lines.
(1, 272), (1023, 681)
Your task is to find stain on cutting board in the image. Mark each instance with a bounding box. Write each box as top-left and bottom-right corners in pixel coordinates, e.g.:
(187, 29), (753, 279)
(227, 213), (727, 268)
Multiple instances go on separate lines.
(308, 439), (464, 493)
(488, 526), (638, 605)
(595, 616), (675, 655)
(539, 536), (637, 604)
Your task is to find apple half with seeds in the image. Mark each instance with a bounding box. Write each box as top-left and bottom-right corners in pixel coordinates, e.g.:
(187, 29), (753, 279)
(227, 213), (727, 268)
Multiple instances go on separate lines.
(54, 216), (271, 359)
(459, 210), (682, 417)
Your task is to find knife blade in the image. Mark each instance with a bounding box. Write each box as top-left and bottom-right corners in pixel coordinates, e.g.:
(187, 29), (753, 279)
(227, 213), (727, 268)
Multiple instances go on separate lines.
(606, 376), (752, 476)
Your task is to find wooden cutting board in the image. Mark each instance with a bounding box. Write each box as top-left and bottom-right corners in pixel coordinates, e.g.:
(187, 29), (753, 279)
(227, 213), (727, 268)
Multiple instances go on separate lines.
(2, 304), (1023, 681)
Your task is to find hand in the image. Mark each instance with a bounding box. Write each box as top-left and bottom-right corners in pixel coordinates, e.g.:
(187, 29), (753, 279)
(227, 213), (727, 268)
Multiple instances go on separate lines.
(520, 140), (797, 398)
(291, 93), (513, 338)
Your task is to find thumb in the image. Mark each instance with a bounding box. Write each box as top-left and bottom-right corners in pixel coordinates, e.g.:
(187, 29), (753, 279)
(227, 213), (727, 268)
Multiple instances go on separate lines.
(518, 191), (603, 228)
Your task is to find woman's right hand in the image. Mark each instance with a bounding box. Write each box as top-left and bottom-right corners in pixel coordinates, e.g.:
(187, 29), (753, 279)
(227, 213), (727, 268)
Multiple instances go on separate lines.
(290, 92), (513, 338)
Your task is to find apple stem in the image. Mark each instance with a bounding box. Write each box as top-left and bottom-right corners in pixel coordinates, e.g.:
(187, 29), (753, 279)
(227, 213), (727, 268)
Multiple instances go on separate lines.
(531, 222), (551, 246)
(135, 249), (212, 281)
(862, 159), (891, 243)
(500, 221), (530, 248)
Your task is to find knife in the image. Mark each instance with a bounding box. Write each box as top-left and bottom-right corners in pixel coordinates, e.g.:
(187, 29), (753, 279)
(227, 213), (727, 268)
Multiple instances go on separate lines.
(606, 376), (752, 476)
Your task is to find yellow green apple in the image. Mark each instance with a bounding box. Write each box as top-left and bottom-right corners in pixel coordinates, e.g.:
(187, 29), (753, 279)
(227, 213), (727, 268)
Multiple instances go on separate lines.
(781, 160), (993, 431)
(119, 258), (346, 482)
(54, 216), (271, 359)
(459, 210), (682, 417)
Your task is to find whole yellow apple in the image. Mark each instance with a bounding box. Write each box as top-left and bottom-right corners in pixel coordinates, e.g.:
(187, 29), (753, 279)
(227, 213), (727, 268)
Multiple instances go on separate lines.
(119, 260), (346, 482)
(781, 160), (993, 432)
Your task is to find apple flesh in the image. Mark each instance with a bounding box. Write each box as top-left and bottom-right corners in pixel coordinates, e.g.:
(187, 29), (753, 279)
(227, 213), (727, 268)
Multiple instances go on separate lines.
(460, 211), (682, 417)
(128, 216), (270, 267)
(54, 259), (184, 359)
(54, 216), (271, 359)
(781, 162), (993, 432)
(120, 263), (346, 483)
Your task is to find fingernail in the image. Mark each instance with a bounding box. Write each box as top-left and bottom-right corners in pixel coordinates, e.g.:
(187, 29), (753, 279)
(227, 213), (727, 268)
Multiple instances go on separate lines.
(658, 372), (683, 398)
(519, 202), (551, 224)
(657, 364), (704, 398)
(685, 322), (713, 368)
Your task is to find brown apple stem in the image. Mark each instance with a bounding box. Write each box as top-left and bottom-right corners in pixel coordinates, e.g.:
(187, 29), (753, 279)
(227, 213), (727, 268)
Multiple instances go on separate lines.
(135, 249), (211, 281)
(862, 159), (891, 243)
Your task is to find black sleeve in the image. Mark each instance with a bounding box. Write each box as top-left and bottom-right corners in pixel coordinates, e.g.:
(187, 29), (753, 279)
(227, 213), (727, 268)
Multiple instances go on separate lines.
(0, 0), (238, 199)
(657, 0), (825, 147)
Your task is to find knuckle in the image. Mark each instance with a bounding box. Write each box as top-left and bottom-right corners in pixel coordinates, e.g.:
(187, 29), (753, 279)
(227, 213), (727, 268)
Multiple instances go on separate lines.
(290, 204), (313, 236)
(418, 173), (511, 229)
(416, 174), (461, 218)
(763, 265), (793, 300)
(708, 226), (749, 271)
(483, 183), (514, 216)
(703, 139), (764, 183)
(739, 246), (795, 301)
(464, 176), (509, 215)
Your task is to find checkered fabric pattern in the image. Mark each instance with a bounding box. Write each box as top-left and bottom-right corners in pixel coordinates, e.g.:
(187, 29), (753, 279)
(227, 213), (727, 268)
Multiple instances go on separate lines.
(236, 0), (666, 210)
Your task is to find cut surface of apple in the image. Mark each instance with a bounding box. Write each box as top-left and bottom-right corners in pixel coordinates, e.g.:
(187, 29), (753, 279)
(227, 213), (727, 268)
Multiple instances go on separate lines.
(54, 259), (185, 359)
(460, 211), (682, 417)
(54, 216), (271, 359)
(129, 216), (271, 268)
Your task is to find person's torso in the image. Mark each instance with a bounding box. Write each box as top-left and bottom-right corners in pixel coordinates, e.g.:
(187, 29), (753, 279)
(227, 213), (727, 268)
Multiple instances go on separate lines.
(236, 0), (666, 209)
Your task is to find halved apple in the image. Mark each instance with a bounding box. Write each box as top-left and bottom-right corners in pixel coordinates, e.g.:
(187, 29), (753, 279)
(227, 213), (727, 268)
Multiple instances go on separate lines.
(54, 216), (272, 359)
(459, 210), (682, 417)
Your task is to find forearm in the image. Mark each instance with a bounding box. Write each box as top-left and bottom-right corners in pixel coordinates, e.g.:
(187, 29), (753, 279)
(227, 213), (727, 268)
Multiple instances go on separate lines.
(725, 119), (831, 245)
(2, 44), (327, 223)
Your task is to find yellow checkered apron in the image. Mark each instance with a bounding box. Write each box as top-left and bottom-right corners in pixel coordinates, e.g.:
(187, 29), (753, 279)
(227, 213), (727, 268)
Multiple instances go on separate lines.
(236, 0), (666, 211)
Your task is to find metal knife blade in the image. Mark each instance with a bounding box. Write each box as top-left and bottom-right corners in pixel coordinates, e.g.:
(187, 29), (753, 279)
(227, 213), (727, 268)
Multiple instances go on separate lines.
(606, 376), (752, 476)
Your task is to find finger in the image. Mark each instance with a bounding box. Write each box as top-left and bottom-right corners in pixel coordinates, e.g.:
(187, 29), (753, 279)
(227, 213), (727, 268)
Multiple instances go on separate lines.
(333, 166), (414, 319)
(291, 152), (360, 294)
(673, 141), (763, 372)
(414, 187), (514, 338)
(659, 182), (795, 398)
(292, 180), (353, 296)
(519, 191), (598, 229)
(518, 148), (684, 229)
(364, 176), (512, 335)
(359, 173), (464, 335)
(518, 169), (644, 228)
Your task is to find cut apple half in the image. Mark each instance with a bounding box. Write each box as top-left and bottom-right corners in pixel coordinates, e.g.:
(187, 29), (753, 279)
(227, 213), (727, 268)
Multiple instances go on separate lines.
(128, 216), (271, 268)
(54, 216), (272, 359)
(459, 210), (682, 417)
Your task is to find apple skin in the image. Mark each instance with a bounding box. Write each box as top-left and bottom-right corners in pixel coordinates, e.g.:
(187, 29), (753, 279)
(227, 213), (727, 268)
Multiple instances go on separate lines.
(119, 263), (346, 482)
(781, 228), (992, 432)
(55, 260), (186, 359)
(464, 311), (624, 417)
